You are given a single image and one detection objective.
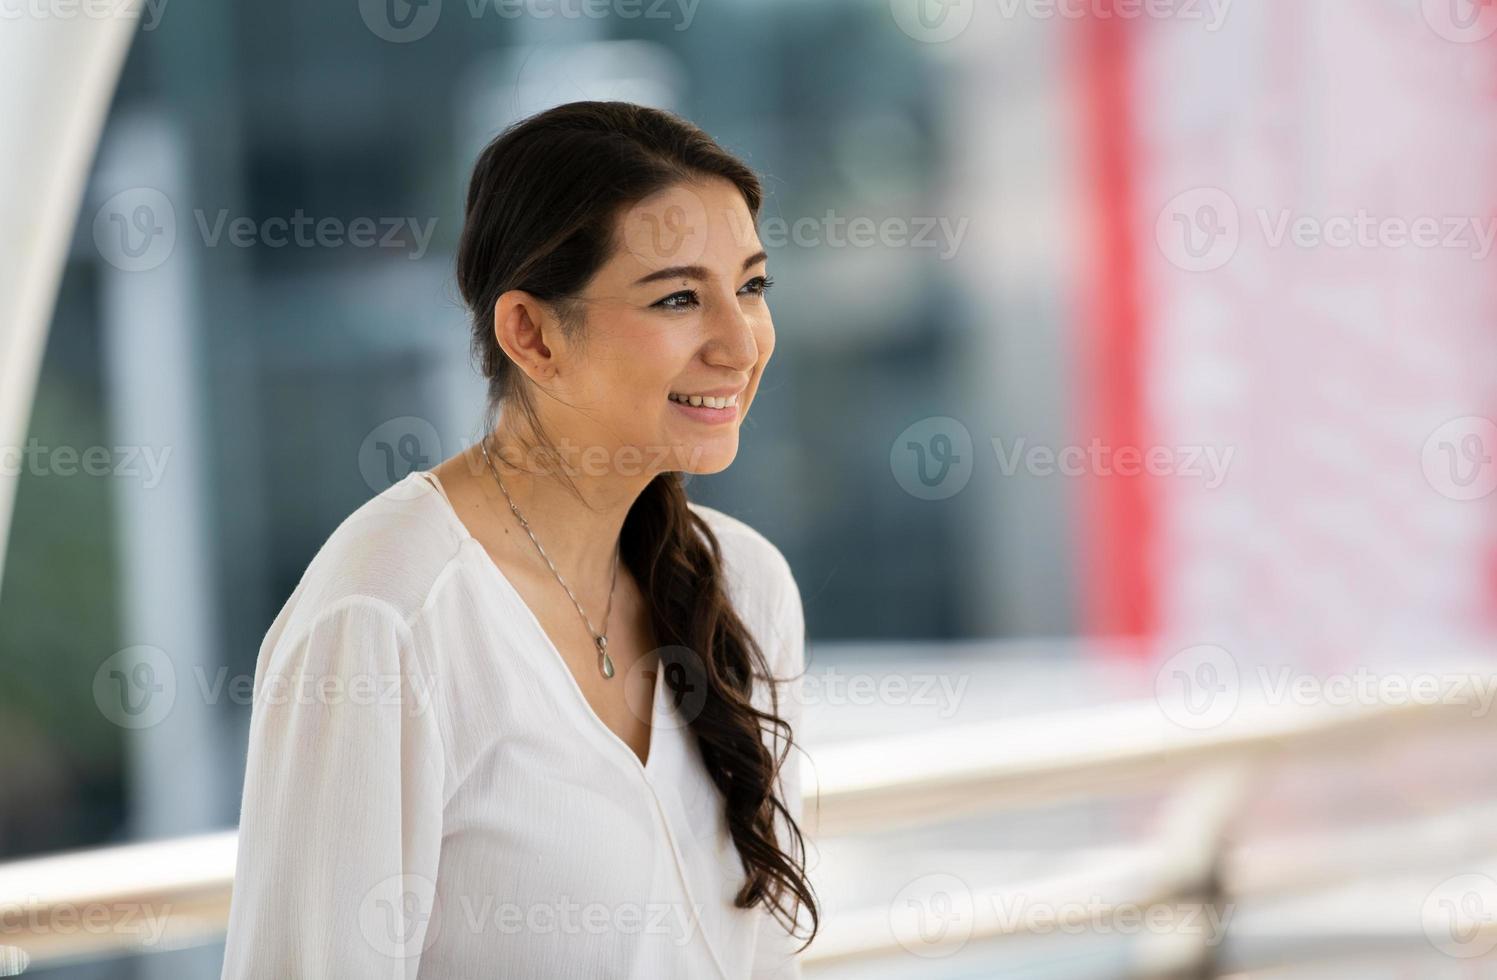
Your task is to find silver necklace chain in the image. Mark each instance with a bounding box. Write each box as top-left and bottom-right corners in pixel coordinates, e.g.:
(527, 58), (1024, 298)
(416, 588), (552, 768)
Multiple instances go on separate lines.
(481, 435), (620, 679)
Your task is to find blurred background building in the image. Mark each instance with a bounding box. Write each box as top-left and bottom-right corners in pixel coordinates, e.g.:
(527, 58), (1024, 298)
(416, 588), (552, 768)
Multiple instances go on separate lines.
(6, 0), (1497, 977)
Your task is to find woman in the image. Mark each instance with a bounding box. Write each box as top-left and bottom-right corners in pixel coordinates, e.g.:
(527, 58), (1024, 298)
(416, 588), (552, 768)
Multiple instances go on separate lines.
(220, 101), (817, 978)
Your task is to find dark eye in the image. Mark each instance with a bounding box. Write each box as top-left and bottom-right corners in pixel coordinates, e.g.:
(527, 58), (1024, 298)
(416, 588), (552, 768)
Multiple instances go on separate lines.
(654, 289), (699, 310)
(740, 275), (775, 297)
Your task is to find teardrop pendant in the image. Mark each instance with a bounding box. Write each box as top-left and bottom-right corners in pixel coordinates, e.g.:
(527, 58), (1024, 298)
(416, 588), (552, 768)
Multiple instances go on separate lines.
(596, 636), (615, 679)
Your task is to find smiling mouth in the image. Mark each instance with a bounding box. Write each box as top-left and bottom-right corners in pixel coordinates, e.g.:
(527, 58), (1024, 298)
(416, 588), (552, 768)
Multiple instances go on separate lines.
(668, 392), (740, 409)
(667, 390), (742, 425)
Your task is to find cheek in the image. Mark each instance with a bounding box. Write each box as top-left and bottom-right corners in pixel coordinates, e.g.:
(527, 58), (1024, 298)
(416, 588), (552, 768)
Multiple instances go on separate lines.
(743, 316), (775, 408)
(610, 325), (693, 413)
(753, 312), (776, 363)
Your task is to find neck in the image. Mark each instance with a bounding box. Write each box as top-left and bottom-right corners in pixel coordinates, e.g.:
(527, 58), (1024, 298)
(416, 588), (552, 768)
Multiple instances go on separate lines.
(473, 423), (654, 589)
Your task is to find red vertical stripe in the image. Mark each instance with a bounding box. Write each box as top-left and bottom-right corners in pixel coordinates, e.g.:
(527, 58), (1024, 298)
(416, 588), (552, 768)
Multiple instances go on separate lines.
(1074, 5), (1154, 644)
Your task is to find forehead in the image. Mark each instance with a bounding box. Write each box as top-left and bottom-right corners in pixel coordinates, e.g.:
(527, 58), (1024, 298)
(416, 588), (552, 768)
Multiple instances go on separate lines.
(608, 177), (763, 280)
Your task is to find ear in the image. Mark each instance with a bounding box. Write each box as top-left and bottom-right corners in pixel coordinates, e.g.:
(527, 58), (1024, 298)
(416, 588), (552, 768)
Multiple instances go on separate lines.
(493, 290), (560, 382)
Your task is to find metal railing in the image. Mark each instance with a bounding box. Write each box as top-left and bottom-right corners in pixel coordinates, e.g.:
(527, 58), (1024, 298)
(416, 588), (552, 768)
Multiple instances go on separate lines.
(2, 686), (1492, 976)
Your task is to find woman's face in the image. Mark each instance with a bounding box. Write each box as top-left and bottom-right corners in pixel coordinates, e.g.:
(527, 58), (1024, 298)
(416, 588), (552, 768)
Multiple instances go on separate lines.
(548, 177), (775, 479)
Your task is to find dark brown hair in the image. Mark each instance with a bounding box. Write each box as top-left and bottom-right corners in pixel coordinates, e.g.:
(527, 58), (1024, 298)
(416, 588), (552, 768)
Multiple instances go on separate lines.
(455, 100), (817, 950)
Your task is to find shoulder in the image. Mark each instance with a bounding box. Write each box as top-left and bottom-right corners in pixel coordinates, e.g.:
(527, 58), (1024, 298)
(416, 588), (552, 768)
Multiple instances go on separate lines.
(687, 500), (801, 635)
(688, 501), (795, 588)
(688, 504), (807, 729)
(282, 472), (467, 635)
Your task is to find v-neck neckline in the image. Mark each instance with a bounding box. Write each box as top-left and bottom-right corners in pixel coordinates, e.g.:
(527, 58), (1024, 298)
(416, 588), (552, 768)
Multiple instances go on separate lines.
(405, 469), (736, 980)
(411, 468), (662, 774)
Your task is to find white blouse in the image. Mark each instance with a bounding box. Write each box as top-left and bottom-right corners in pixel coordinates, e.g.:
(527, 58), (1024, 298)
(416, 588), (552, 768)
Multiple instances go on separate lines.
(220, 468), (808, 979)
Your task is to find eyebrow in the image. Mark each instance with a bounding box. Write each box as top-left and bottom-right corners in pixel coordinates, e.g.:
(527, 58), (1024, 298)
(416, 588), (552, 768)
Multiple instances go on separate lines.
(632, 250), (769, 287)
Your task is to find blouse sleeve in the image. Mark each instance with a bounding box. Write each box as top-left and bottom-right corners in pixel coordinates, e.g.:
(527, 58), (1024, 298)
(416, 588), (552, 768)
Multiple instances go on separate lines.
(750, 575), (810, 979)
(220, 595), (446, 980)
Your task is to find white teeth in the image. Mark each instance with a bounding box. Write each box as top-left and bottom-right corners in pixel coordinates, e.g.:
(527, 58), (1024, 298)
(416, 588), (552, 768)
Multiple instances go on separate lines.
(669, 392), (738, 409)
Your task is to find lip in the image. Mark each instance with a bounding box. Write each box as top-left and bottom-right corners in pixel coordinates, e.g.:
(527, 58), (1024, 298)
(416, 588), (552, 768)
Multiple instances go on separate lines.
(668, 386), (746, 398)
(668, 397), (741, 425)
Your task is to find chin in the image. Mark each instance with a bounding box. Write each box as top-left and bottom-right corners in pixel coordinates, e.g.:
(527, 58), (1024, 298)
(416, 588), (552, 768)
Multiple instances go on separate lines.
(676, 440), (737, 476)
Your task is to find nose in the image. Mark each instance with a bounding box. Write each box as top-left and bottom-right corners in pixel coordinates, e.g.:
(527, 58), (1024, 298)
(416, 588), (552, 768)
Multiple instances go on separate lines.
(703, 290), (762, 370)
